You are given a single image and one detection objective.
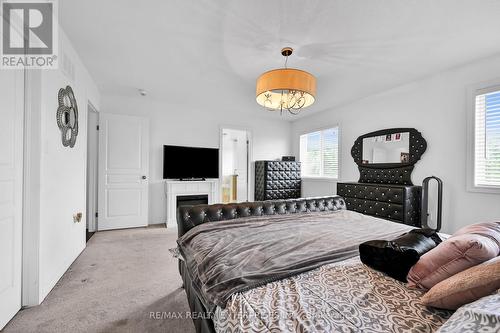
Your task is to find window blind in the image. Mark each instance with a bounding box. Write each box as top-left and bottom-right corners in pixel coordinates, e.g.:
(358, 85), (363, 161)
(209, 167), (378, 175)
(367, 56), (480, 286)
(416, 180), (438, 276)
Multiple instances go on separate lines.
(475, 89), (500, 187)
(300, 127), (339, 178)
(300, 131), (321, 176)
(322, 128), (339, 178)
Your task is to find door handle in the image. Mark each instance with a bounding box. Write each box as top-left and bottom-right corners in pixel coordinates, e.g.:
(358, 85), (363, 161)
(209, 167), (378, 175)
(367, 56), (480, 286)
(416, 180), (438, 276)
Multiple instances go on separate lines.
(142, 175), (147, 180)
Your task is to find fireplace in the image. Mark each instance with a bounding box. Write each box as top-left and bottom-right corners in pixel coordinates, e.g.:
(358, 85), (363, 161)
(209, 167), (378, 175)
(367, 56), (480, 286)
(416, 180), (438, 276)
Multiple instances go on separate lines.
(176, 194), (208, 208)
(165, 179), (219, 227)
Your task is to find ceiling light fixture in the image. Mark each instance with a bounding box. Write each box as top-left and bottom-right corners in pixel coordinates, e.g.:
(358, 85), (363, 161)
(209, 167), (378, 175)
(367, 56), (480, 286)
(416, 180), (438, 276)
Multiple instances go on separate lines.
(256, 47), (316, 115)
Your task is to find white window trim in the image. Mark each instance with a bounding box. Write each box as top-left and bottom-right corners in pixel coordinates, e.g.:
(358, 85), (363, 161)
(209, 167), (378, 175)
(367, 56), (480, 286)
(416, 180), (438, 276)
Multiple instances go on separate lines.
(466, 81), (500, 194)
(299, 124), (341, 181)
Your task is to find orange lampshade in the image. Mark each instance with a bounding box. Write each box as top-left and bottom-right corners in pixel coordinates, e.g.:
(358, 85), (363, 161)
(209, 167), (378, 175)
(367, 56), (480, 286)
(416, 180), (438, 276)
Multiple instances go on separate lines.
(256, 68), (316, 111)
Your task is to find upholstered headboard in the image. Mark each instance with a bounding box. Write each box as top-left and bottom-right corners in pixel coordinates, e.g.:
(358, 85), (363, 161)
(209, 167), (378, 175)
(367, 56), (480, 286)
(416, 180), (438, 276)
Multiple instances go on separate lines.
(176, 196), (346, 237)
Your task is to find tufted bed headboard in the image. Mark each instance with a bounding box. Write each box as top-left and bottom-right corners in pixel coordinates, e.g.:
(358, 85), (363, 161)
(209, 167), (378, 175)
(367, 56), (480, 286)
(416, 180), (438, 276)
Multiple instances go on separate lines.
(176, 196), (346, 238)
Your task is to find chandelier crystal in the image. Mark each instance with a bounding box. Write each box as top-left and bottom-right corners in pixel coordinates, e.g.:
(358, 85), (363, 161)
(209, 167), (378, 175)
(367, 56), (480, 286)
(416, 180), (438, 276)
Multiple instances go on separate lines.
(256, 47), (316, 115)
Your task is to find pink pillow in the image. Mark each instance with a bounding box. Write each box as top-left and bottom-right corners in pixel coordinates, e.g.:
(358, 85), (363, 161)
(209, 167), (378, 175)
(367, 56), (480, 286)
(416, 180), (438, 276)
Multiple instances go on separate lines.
(453, 222), (500, 238)
(407, 222), (500, 290)
(421, 256), (500, 310)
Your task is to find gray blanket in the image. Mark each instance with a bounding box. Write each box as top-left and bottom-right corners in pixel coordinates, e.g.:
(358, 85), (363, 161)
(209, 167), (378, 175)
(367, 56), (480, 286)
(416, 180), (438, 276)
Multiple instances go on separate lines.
(177, 210), (413, 310)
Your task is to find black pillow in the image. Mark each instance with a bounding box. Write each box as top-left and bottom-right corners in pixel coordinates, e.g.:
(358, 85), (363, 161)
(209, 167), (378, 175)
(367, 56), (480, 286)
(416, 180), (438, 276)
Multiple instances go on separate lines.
(359, 229), (442, 282)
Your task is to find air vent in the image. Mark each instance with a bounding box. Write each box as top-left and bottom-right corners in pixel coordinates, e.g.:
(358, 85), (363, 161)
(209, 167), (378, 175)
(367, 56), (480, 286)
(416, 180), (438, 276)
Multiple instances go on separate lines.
(60, 41), (76, 82)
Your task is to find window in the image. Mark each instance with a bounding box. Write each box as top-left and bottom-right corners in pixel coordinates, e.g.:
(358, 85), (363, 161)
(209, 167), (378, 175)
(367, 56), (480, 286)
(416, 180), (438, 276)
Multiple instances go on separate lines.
(300, 127), (339, 178)
(472, 88), (500, 190)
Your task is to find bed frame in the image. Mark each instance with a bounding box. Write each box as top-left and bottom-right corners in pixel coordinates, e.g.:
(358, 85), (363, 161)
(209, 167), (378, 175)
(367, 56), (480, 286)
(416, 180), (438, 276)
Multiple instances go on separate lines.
(176, 196), (346, 333)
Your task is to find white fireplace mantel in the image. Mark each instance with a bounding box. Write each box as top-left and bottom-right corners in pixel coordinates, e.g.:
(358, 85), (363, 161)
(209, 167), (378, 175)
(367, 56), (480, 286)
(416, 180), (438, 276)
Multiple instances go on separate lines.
(164, 179), (220, 228)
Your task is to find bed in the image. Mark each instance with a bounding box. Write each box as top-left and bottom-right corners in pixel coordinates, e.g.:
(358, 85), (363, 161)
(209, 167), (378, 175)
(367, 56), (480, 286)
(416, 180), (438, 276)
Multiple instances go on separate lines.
(176, 196), (452, 333)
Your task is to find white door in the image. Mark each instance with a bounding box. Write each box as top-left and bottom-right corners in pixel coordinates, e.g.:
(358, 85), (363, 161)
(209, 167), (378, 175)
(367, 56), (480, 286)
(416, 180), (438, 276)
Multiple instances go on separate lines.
(0, 71), (24, 329)
(98, 113), (149, 230)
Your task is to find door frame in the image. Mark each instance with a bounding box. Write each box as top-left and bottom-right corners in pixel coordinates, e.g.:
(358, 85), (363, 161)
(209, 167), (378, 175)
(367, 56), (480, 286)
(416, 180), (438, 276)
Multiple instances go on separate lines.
(86, 103), (99, 232)
(219, 125), (253, 202)
(22, 70), (41, 307)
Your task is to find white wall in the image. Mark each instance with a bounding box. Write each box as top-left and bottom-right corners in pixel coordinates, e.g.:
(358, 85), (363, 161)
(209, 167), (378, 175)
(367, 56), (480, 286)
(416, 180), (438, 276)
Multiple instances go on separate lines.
(27, 29), (100, 303)
(292, 54), (500, 234)
(101, 96), (291, 225)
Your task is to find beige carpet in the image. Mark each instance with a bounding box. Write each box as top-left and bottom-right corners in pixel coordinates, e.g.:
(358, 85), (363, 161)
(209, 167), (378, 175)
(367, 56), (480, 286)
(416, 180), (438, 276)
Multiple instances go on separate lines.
(3, 226), (196, 333)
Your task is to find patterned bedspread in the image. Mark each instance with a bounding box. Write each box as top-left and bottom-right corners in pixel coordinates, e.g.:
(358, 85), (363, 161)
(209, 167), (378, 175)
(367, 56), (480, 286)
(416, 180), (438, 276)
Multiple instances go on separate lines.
(214, 257), (453, 333)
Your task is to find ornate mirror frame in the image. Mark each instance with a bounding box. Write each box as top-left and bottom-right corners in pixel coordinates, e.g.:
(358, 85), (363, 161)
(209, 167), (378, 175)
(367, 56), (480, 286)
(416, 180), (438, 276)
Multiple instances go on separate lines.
(351, 128), (427, 185)
(56, 85), (79, 148)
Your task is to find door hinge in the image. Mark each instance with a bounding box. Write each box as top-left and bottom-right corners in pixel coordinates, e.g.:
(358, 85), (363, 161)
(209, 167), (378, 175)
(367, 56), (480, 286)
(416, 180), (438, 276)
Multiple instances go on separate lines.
(95, 212), (98, 218)
(96, 125), (99, 130)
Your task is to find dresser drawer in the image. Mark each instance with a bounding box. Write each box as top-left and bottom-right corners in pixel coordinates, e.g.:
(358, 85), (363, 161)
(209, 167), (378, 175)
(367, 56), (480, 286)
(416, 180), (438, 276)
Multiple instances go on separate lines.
(337, 183), (405, 204)
(345, 198), (404, 221)
(266, 171), (301, 181)
(266, 179), (301, 189)
(337, 182), (421, 227)
(265, 189), (301, 200)
(266, 161), (301, 172)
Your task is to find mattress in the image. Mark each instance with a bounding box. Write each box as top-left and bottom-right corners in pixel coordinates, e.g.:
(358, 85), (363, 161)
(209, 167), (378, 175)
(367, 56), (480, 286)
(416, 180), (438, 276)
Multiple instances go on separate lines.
(214, 256), (453, 333)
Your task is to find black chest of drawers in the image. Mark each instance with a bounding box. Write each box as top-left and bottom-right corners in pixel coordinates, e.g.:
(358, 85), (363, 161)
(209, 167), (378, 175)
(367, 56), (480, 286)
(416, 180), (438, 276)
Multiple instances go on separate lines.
(255, 161), (301, 201)
(337, 182), (421, 227)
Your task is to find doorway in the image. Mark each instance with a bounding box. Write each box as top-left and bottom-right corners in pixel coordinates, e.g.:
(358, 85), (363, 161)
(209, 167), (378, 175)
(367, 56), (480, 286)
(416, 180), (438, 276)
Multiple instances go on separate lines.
(220, 128), (251, 203)
(86, 104), (99, 241)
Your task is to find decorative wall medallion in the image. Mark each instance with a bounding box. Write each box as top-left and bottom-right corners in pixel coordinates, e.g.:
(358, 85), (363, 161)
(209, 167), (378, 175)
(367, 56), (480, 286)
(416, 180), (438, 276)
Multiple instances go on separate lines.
(56, 86), (79, 148)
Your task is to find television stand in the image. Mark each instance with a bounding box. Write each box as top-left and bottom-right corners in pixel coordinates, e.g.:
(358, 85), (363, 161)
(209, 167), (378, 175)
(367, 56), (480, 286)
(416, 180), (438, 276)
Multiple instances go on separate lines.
(179, 178), (206, 181)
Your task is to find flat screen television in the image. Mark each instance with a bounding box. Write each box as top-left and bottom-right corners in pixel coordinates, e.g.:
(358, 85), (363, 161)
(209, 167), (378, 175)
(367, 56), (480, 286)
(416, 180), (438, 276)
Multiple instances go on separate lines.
(163, 145), (219, 179)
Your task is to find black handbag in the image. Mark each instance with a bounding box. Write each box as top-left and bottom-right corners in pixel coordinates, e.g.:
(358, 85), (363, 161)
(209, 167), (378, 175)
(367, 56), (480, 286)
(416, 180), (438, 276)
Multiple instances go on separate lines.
(359, 229), (442, 282)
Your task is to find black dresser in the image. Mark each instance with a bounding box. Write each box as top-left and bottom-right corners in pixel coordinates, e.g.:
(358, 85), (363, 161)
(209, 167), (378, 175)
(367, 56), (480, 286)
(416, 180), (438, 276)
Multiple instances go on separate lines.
(339, 128), (428, 227)
(337, 182), (421, 227)
(255, 161), (301, 201)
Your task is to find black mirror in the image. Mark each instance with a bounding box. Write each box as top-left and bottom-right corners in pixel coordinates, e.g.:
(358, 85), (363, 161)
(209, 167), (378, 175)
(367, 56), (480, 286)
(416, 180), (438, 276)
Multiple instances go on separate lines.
(351, 128), (427, 185)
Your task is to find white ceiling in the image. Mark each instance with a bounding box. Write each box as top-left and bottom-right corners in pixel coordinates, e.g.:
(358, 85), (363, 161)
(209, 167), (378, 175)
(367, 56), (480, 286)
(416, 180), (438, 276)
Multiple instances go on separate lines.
(60, 0), (500, 120)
